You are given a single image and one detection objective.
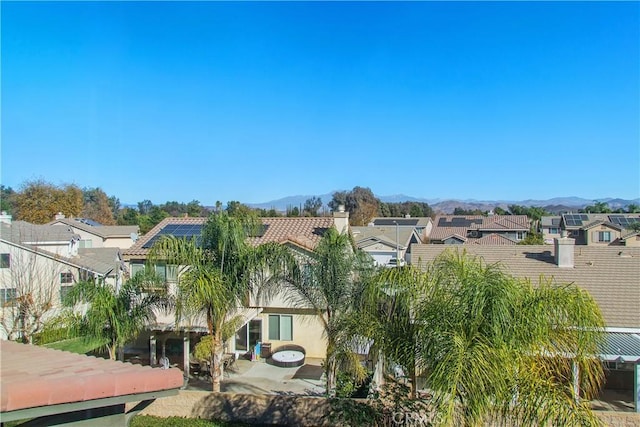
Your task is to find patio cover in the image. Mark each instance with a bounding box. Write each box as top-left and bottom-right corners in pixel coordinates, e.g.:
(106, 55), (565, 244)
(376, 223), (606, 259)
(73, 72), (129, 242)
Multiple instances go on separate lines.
(0, 340), (184, 426)
(599, 332), (640, 413)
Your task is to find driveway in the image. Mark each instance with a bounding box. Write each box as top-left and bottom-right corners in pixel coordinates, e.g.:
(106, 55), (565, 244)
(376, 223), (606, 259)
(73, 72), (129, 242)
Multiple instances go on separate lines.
(185, 357), (325, 396)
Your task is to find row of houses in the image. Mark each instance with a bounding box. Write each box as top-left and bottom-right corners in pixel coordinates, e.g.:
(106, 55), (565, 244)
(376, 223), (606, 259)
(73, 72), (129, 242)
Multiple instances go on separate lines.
(356, 213), (640, 267)
(1, 209), (638, 409)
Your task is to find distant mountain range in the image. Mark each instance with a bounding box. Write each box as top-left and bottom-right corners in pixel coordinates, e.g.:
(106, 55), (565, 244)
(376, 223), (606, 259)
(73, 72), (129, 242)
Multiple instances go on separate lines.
(247, 193), (640, 214)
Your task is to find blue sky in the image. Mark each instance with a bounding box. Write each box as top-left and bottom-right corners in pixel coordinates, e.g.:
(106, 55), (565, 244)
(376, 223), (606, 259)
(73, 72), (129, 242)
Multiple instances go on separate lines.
(2, 1), (638, 205)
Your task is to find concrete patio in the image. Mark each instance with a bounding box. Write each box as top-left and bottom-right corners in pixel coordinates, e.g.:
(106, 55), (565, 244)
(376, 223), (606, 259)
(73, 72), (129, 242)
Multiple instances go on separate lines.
(185, 356), (326, 396)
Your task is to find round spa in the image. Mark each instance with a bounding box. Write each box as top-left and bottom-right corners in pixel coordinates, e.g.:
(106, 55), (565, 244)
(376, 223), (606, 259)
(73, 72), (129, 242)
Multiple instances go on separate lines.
(268, 345), (306, 368)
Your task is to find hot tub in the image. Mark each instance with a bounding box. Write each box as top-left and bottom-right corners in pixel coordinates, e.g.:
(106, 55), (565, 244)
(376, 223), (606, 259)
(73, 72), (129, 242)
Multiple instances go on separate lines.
(270, 349), (305, 368)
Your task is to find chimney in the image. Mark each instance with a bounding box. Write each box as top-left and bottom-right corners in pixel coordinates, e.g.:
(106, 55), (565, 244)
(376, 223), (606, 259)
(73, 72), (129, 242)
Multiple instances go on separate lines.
(0, 211), (12, 225)
(55, 212), (65, 220)
(333, 205), (349, 234)
(554, 230), (575, 268)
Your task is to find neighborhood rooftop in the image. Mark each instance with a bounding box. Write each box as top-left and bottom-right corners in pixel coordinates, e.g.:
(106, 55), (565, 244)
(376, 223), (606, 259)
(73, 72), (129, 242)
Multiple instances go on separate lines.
(123, 216), (336, 259)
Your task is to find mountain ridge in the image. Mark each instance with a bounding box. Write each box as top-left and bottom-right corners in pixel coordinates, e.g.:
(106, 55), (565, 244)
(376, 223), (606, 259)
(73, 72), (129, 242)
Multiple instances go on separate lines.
(247, 193), (640, 214)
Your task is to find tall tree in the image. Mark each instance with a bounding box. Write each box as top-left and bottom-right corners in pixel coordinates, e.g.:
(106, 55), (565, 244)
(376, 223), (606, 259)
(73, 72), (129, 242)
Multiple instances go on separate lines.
(583, 201), (612, 214)
(329, 186), (380, 226)
(14, 180), (83, 223)
(410, 251), (605, 426)
(82, 187), (116, 225)
(356, 265), (429, 399)
(303, 197), (323, 216)
(284, 227), (376, 396)
(1, 185), (16, 214)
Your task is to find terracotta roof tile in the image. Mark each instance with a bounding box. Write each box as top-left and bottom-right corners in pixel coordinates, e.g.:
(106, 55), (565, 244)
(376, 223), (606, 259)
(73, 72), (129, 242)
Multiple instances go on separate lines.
(0, 341), (183, 413)
(123, 216), (334, 259)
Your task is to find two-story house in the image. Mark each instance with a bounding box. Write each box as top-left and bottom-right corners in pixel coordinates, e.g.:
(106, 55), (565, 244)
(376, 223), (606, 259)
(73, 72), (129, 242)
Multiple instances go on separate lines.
(121, 209), (351, 368)
(48, 213), (139, 249)
(428, 215), (530, 245)
(554, 213), (640, 246)
(0, 213), (126, 340)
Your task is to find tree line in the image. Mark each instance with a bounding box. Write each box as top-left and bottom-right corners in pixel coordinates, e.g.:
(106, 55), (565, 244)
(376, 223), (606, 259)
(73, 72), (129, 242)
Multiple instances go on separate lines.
(3, 180), (637, 234)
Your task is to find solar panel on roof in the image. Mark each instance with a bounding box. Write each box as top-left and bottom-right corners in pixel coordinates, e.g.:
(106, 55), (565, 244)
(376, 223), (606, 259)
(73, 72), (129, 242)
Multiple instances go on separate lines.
(142, 223), (204, 248)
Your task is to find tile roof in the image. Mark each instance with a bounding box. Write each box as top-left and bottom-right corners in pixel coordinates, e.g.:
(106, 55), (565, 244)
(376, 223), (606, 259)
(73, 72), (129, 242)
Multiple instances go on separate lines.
(351, 226), (415, 250)
(1, 225), (121, 277)
(75, 247), (124, 276)
(48, 218), (139, 238)
(0, 340), (183, 413)
(428, 215), (529, 243)
(472, 233), (517, 245)
(1, 221), (78, 244)
(370, 217), (432, 227)
(123, 216), (335, 259)
(410, 244), (640, 329)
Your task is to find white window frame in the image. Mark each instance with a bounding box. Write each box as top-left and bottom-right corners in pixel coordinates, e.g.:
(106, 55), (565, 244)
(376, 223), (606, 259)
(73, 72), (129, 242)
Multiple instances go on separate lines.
(1, 288), (16, 304)
(60, 272), (74, 284)
(598, 231), (612, 242)
(0, 253), (10, 268)
(60, 285), (74, 303)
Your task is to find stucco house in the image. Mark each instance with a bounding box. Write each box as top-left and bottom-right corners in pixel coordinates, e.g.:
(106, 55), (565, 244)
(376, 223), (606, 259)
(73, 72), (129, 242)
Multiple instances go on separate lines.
(121, 209), (351, 367)
(48, 213), (140, 249)
(558, 213), (640, 246)
(0, 213), (126, 340)
(411, 237), (640, 410)
(428, 214), (531, 244)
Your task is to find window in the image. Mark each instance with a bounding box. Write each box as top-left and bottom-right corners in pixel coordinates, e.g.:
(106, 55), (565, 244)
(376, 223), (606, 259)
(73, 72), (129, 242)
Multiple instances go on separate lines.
(1, 288), (16, 304)
(548, 227), (559, 234)
(516, 231), (525, 240)
(598, 231), (611, 242)
(0, 253), (10, 268)
(60, 272), (74, 284)
(268, 314), (293, 341)
(166, 265), (178, 281)
(79, 239), (93, 249)
(130, 263), (145, 277)
(154, 264), (166, 281)
(60, 285), (74, 302)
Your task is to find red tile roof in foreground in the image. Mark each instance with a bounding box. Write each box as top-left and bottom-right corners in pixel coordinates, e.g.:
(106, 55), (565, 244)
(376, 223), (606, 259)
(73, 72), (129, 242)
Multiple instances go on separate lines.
(123, 216), (334, 258)
(0, 340), (183, 413)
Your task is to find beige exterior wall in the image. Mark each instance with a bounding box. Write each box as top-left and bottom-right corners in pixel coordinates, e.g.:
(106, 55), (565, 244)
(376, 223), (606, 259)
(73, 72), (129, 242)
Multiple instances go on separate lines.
(69, 227), (135, 249)
(258, 309), (327, 359)
(0, 241), (74, 340)
(103, 236), (136, 249)
(624, 235), (640, 247)
(586, 224), (622, 246)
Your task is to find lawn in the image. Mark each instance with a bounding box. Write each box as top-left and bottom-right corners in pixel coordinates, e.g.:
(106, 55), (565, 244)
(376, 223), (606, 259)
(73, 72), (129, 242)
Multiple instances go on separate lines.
(42, 337), (105, 354)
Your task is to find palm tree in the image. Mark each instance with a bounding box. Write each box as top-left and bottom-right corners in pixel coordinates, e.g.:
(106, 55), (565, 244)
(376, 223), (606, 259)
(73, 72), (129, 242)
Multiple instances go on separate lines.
(284, 227), (376, 396)
(410, 250), (605, 426)
(356, 265), (431, 399)
(51, 274), (164, 360)
(149, 212), (292, 392)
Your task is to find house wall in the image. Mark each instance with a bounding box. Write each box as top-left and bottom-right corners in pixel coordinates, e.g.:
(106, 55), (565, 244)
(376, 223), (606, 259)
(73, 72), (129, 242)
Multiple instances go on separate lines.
(68, 228), (105, 248)
(258, 308), (327, 359)
(585, 224), (622, 246)
(0, 241), (78, 340)
(624, 235), (640, 247)
(103, 236), (136, 249)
